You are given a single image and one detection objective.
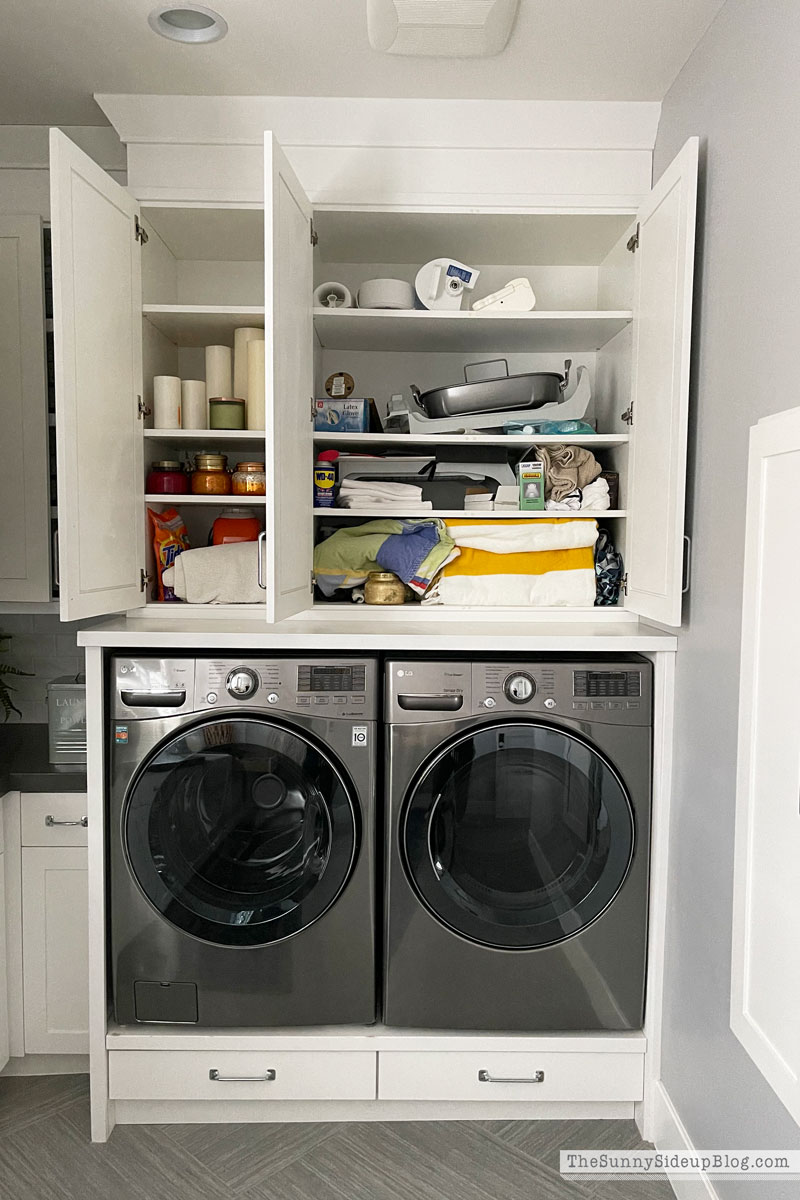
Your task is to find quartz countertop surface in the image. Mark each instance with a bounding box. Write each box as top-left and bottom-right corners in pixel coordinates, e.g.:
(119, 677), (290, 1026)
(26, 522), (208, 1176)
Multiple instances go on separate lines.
(77, 614), (678, 652)
(0, 724), (87, 795)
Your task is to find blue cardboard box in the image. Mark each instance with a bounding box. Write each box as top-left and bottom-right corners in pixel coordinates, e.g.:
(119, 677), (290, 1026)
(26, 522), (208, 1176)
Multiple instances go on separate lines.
(314, 398), (369, 432)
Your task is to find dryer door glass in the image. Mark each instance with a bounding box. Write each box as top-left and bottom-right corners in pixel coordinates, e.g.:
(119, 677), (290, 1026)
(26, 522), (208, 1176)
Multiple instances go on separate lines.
(124, 717), (359, 946)
(402, 721), (634, 949)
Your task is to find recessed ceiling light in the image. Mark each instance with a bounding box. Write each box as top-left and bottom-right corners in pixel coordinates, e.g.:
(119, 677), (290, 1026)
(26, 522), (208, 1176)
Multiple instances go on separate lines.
(148, 4), (228, 44)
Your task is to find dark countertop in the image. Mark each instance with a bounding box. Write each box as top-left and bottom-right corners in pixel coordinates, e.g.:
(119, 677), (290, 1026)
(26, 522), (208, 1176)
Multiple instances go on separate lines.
(0, 724), (87, 795)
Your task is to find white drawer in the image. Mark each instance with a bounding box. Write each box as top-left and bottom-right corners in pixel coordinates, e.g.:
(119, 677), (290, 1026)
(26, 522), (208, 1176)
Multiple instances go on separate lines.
(108, 1050), (378, 1101)
(378, 1050), (644, 1103)
(21, 793), (88, 847)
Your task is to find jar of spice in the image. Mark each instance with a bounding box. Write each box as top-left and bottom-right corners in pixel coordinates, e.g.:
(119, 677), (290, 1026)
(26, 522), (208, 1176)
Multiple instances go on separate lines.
(232, 461), (266, 496)
(191, 452), (231, 495)
(146, 460), (188, 495)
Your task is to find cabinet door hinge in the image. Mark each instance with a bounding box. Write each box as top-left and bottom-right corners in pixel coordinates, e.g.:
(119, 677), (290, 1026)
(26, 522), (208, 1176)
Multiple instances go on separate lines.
(627, 223), (640, 253)
(310, 570), (315, 593)
(140, 569), (154, 592)
(621, 573), (629, 597)
(137, 395), (152, 420)
(620, 403), (634, 426)
(310, 219), (318, 247)
(310, 396), (316, 421)
(134, 216), (149, 245)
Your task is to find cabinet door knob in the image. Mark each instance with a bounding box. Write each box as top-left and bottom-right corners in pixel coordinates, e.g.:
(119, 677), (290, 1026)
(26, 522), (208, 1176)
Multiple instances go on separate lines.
(45, 815), (88, 827)
(478, 1069), (545, 1084)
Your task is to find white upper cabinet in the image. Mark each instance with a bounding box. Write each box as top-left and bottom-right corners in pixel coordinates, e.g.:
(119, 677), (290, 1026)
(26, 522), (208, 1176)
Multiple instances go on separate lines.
(50, 129), (145, 621)
(731, 406), (800, 1127)
(263, 133), (314, 623)
(0, 216), (50, 603)
(626, 137), (698, 626)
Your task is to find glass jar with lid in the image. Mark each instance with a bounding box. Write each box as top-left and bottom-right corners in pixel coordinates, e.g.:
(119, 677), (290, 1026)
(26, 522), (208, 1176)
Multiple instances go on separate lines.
(232, 461), (266, 496)
(146, 460), (188, 495)
(191, 452), (231, 496)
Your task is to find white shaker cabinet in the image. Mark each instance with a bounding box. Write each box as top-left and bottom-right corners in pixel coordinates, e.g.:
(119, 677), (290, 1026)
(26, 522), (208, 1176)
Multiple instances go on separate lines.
(731, 406), (800, 1126)
(0, 216), (51, 604)
(49, 127), (698, 626)
(0, 825), (9, 1073)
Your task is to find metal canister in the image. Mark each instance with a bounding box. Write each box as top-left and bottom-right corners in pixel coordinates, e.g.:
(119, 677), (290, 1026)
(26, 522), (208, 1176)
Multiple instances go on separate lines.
(364, 571), (407, 605)
(314, 460), (336, 507)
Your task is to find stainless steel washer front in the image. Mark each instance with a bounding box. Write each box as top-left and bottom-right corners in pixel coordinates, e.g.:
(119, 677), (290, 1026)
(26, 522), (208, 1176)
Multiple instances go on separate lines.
(384, 656), (653, 1031)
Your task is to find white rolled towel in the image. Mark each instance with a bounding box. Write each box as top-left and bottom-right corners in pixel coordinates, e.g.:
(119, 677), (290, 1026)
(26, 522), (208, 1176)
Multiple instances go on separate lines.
(162, 542), (263, 604)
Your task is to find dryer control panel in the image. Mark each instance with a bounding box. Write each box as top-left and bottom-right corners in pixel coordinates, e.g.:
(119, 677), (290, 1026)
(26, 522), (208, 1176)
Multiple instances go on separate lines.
(386, 658), (651, 726)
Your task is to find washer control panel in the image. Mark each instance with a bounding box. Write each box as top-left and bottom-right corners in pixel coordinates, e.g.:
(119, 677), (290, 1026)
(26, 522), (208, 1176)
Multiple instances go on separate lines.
(195, 658), (377, 719)
(387, 659), (651, 726)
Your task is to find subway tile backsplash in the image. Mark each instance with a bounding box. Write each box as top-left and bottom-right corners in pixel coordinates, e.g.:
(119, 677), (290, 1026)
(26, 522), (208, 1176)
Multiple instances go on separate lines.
(0, 614), (95, 723)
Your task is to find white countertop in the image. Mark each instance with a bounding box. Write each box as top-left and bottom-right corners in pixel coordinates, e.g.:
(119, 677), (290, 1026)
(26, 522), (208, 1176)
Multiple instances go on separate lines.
(77, 614), (678, 652)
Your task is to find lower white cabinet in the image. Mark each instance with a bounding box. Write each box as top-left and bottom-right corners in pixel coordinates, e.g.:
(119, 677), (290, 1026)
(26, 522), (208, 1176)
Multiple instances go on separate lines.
(0, 849), (9, 1072)
(377, 1050), (644, 1103)
(22, 846), (89, 1054)
(108, 1050), (378, 1101)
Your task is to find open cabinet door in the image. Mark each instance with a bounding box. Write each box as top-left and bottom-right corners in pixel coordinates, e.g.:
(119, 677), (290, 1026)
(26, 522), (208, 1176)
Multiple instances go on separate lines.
(50, 129), (145, 621)
(264, 133), (314, 623)
(626, 137), (698, 626)
(0, 217), (50, 602)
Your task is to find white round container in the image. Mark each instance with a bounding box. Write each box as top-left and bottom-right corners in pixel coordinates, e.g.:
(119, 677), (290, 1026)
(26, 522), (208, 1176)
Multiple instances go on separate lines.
(181, 380), (207, 429)
(153, 375), (181, 428)
(357, 278), (415, 309)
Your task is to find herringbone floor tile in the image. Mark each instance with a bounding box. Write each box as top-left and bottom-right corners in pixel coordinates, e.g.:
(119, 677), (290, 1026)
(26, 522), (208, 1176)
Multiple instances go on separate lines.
(0, 1074), (675, 1200)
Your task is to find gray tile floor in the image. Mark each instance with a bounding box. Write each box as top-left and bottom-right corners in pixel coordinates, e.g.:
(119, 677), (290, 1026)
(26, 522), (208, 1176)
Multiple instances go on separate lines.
(0, 1074), (676, 1200)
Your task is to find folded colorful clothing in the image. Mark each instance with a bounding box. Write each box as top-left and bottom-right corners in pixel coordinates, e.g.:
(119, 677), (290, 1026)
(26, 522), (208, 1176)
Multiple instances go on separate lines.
(313, 518), (456, 597)
(423, 518), (598, 607)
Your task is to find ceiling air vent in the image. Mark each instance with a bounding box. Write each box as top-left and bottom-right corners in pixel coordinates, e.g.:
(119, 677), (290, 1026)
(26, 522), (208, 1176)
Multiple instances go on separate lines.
(367, 0), (519, 58)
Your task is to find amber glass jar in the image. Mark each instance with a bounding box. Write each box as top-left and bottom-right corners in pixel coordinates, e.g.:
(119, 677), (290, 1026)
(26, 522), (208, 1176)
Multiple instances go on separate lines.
(364, 571), (406, 605)
(232, 461), (266, 496)
(191, 452), (231, 495)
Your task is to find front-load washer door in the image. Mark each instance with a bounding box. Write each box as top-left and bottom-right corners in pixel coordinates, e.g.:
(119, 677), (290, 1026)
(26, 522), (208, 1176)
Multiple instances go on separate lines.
(401, 721), (635, 950)
(123, 716), (359, 947)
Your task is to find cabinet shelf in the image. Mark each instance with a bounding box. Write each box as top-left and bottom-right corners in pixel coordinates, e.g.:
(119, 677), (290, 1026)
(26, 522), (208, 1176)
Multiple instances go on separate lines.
(313, 431), (630, 449)
(145, 494), (266, 506)
(313, 509), (626, 520)
(142, 305), (265, 346)
(313, 309), (632, 353)
(144, 429), (266, 441)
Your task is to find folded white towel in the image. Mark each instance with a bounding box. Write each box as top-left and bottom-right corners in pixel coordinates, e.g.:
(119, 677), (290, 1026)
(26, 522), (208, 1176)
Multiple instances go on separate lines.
(447, 520), (598, 554)
(162, 541), (263, 604)
(423, 569), (596, 607)
(337, 478), (430, 510)
(580, 477), (611, 510)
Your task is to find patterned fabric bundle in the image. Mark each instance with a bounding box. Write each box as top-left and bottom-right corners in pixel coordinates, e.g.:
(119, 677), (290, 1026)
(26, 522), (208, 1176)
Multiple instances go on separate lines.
(313, 518), (457, 597)
(423, 518), (598, 607)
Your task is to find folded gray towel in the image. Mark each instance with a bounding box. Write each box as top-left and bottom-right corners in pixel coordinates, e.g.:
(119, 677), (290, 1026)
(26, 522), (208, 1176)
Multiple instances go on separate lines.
(162, 541), (263, 604)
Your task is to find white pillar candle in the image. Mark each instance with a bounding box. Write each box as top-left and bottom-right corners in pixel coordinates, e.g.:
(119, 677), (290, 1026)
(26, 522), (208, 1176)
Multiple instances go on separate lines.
(247, 339), (266, 430)
(205, 345), (232, 401)
(181, 379), (207, 429)
(233, 327), (264, 401)
(153, 375), (181, 428)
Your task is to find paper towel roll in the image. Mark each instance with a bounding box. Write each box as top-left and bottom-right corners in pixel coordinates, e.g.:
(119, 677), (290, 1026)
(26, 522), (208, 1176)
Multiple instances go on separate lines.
(247, 339), (266, 430)
(205, 345), (232, 401)
(153, 375), (181, 428)
(233, 327), (264, 401)
(181, 380), (207, 429)
(313, 282), (353, 309)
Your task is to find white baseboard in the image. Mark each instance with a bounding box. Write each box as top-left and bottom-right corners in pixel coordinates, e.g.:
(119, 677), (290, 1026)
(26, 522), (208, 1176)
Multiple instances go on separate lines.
(1, 1053), (89, 1077)
(652, 1081), (720, 1200)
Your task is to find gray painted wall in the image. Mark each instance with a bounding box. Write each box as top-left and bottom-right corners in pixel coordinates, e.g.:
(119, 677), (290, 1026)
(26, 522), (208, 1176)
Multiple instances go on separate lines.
(654, 0), (800, 1191)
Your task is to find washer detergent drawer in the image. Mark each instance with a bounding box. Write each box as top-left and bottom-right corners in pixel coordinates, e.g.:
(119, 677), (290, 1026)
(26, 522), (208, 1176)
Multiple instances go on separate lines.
(378, 1051), (644, 1102)
(108, 1050), (377, 1101)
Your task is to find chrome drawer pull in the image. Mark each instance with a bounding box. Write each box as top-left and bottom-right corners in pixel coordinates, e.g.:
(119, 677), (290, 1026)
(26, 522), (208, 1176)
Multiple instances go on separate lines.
(478, 1069), (545, 1084)
(209, 1068), (276, 1083)
(45, 815), (88, 828)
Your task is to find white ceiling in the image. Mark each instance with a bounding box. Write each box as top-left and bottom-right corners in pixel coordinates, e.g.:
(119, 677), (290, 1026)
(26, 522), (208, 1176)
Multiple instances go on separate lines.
(0, 0), (725, 126)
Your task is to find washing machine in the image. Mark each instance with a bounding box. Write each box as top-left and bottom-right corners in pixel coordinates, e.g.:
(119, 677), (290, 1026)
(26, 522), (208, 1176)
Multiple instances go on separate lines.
(109, 655), (377, 1027)
(384, 656), (652, 1031)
